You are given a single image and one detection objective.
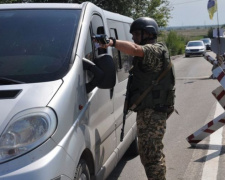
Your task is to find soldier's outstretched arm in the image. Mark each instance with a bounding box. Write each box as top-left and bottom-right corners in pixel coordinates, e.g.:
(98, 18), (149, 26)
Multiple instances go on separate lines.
(94, 38), (144, 57)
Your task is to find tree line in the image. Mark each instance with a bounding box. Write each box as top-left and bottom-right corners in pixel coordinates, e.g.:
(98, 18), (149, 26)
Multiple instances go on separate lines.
(0, 0), (173, 27)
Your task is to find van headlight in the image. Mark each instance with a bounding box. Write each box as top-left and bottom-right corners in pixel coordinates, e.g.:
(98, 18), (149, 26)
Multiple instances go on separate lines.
(0, 107), (57, 163)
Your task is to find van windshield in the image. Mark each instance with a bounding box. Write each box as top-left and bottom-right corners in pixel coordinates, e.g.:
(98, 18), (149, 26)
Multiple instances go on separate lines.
(0, 9), (81, 83)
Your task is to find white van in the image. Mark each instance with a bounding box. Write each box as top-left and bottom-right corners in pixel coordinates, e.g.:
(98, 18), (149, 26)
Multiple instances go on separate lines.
(0, 2), (138, 180)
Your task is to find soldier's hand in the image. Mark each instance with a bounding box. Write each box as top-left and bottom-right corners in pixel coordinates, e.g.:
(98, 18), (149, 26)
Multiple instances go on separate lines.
(92, 34), (112, 48)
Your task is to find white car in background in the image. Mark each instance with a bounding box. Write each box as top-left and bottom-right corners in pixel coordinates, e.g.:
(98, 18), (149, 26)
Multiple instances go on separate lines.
(185, 40), (206, 57)
(201, 38), (211, 50)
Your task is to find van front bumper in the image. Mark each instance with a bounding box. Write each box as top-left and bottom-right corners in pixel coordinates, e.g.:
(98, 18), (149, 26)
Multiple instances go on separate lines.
(0, 139), (75, 180)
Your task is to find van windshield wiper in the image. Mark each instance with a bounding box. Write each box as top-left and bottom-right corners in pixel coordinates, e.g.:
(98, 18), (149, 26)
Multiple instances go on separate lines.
(0, 77), (25, 85)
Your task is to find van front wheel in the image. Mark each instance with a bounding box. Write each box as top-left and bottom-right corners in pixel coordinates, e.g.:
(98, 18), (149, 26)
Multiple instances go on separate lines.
(74, 159), (90, 180)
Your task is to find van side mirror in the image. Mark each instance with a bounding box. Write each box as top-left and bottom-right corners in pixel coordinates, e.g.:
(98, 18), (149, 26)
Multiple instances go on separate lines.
(83, 55), (116, 93)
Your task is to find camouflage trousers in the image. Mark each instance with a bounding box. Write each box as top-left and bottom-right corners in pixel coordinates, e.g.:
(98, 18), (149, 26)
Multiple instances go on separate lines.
(136, 108), (167, 180)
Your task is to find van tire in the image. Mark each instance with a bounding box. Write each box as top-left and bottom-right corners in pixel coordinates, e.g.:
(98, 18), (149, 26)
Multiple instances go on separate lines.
(126, 136), (139, 157)
(74, 159), (90, 180)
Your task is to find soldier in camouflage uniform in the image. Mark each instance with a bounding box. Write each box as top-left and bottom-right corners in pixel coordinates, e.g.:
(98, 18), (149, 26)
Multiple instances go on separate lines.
(97, 17), (175, 180)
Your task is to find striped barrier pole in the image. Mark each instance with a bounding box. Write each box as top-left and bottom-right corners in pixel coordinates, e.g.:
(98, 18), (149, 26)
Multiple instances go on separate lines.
(212, 64), (225, 89)
(186, 54), (225, 146)
(212, 86), (225, 109)
(204, 53), (218, 65)
(186, 111), (225, 146)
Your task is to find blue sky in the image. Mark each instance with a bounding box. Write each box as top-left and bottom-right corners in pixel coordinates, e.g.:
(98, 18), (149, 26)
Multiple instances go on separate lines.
(168, 0), (225, 27)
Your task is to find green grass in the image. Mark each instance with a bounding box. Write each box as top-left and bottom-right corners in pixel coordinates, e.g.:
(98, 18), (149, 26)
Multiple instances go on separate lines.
(158, 28), (209, 56)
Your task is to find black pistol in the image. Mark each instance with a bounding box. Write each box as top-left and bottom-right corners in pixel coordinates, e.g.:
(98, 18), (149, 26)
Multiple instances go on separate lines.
(92, 34), (110, 44)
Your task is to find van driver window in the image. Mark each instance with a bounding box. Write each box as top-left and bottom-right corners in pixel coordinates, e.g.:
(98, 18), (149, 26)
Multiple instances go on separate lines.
(84, 15), (106, 61)
(84, 27), (94, 61)
(91, 15), (107, 57)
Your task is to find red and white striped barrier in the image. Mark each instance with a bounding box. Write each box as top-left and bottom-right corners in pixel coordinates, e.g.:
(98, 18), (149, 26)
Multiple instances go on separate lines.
(212, 65), (225, 89)
(186, 112), (225, 146)
(212, 86), (225, 109)
(204, 53), (218, 65)
(186, 53), (225, 146)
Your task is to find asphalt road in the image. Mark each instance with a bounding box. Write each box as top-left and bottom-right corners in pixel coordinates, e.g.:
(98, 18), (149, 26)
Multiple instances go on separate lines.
(107, 51), (225, 180)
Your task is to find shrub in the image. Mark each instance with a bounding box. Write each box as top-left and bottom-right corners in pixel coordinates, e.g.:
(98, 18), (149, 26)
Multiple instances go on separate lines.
(164, 31), (186, 56)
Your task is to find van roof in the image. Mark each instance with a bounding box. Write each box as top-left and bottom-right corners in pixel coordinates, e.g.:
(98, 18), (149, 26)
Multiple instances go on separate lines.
(0, 3), (133, 23)
(103, 10), (133, 23)
(0, 3), (84, 10)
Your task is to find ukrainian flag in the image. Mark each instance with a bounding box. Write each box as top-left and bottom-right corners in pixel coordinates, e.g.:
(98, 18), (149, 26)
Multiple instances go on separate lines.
(207, 0), (217, 20)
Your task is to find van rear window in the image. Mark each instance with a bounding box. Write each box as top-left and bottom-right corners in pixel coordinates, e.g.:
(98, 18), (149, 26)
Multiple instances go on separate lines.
(0, 9), (81, 83)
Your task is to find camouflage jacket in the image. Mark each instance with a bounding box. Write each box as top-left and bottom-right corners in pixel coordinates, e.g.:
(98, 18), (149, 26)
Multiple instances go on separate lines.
(128, 42), (175, 112)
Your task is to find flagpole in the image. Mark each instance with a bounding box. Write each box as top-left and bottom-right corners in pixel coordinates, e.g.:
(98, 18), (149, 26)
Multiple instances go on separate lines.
(216, 0), (220, 39)
(216, 0), (222, 64)
(216, 5), (219, 27)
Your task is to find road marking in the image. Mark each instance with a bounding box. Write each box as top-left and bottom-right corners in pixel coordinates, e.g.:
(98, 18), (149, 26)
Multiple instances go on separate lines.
(201, 102), (223, 180)
(176, 76), (210, 80)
